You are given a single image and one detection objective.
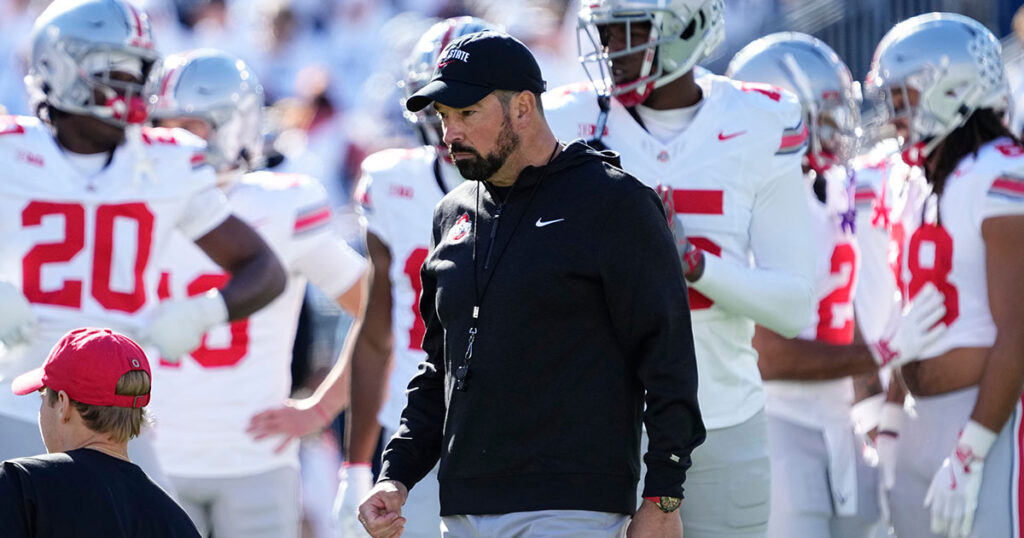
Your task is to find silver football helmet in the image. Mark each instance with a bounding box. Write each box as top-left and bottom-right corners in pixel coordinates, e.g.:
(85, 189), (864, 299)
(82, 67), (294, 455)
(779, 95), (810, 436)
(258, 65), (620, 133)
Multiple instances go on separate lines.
(578, 0), (725, 106)
(148, 49), (265, 173)
(25, 0), (159, 126)
(400, 16), (498, 147)
(865, 12), (1007, 162)
(728, 32), (861, 173)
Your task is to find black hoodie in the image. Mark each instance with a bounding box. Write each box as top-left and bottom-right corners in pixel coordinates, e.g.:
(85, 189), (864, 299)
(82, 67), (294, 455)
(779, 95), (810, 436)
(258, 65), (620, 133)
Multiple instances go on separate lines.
(379, 140), (705, 516)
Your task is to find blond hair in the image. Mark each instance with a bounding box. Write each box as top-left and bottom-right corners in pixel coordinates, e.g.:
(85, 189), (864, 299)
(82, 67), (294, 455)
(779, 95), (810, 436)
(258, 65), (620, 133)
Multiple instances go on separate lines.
(46, 370), (150, 443)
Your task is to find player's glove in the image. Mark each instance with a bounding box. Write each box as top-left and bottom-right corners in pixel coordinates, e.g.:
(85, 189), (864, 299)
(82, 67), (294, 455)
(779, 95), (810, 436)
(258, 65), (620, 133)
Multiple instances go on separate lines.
(925, 420), (997, 538)
(138, 289), (228, 362)
(0, 281), (36, 347)
(868, 282), (947, 368)
(334, 463), (373, 537)
(656, 184), (703, 278)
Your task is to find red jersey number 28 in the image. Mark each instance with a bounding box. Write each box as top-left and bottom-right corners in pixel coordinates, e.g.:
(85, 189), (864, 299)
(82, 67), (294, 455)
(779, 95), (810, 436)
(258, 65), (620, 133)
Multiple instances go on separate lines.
(907, 223), (959, 325)
(817, 243), (857, 344)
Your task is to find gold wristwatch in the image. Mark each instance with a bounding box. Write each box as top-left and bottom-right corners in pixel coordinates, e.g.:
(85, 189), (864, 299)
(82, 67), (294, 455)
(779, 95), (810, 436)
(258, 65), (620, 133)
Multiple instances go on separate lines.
(644, 496), (682, 513)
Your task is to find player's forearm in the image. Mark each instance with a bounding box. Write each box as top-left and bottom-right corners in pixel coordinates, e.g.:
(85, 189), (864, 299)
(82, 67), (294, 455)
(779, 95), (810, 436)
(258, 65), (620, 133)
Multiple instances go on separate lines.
(308, 332), (356, 420)
(852, 371), (884, 403)
(693, 255), (815, 337)
(218, 247), (286, 320)
(970, 335), (1024, 433)
(754, 326), (876, 380)
(346, 329), (393, 463)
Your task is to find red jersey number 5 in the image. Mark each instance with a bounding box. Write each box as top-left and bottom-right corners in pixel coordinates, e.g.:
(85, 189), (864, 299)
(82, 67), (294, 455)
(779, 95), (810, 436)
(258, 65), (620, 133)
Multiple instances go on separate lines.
(670, 190), (724, 310)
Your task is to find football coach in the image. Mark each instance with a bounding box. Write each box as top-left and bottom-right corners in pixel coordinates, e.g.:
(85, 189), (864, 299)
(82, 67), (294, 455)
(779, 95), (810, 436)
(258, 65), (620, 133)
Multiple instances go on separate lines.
(357, 31), (705, 538)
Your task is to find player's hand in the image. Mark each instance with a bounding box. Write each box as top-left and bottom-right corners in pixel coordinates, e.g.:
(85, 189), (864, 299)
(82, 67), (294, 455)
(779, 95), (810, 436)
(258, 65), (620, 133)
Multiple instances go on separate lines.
(138, 289), (228, 362)
(656, 184), (703, 280)
(627, 498), (683, 538)
(334, 463), (374, 537)
(247, 398), (332, 453)
(358, 480), (408, 538)
(0, 281), (35, 347)
(924, 421), (997, 538)
(869, 283), (947, 368)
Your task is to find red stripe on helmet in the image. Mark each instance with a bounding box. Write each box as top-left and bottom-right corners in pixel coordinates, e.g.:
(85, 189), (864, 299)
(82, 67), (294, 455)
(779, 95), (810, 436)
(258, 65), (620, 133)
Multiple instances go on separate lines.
(158, 66), (178, 98)
(126, 3), (144, 38)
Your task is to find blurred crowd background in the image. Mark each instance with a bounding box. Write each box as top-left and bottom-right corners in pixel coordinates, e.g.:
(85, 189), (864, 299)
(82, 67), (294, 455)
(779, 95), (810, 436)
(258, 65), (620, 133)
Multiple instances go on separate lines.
(4, 0), (1024, 208)
(4, 0), (1024, 535)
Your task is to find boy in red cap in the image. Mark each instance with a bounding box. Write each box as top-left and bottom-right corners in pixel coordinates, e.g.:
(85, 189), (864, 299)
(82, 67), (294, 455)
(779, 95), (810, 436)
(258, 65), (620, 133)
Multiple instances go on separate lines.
(0, 328), (199, 537)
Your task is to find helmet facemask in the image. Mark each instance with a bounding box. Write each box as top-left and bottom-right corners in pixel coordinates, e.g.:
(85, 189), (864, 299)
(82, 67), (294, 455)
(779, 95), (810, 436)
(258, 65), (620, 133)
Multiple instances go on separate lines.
(577, 0), (724, 107)
(30, 45), (154, 127)
(864, 13), (1008, 166)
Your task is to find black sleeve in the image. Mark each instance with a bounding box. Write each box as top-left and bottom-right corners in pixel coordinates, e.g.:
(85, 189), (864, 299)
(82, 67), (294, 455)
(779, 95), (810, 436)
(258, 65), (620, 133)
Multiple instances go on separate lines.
(598, 185), (706, 499)
(377, 209), (448, 490)
(0, 462), (32, 537)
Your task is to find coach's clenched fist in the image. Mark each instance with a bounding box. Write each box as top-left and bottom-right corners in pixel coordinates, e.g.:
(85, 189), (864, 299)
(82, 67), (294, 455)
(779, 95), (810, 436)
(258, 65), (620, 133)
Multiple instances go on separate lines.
(357, 480), (409, 537)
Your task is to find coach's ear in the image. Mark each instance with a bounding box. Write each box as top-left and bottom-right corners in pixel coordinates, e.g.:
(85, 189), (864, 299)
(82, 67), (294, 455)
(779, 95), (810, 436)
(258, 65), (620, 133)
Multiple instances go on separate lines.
(513, 90), (537, 126)
(57, 390), (73, 423)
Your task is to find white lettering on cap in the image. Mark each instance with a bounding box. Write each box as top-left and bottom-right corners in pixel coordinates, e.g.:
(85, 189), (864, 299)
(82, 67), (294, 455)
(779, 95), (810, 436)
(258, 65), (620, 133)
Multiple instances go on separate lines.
(438, 48), (470, 67)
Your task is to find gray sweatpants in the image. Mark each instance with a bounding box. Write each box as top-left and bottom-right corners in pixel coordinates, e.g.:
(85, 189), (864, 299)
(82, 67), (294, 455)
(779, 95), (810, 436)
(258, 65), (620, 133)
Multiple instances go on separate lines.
(171, 466), (301, 538)
(639, 409), (770, 538)
(765, 416), (879, 538)
(889, 387), (1021, 538)
(441, 510), (629, 537)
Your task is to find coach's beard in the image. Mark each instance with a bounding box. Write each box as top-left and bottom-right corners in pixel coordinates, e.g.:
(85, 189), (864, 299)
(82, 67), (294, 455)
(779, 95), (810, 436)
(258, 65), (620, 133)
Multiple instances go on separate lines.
(449, 116), (520, 182)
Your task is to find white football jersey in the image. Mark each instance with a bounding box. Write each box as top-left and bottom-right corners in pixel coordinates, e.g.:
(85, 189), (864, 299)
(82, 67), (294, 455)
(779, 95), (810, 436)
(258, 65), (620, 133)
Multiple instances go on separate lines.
(544, 76), (817, 429)
(0, 116), (229, 422)
(764, 169), (864, 517)
(766, 167), (859, 429)
(898, 138), (1024, 359)
(851, 145), (927, 344)
(354, 145), (462, 431)
(150, 171), (366, 478)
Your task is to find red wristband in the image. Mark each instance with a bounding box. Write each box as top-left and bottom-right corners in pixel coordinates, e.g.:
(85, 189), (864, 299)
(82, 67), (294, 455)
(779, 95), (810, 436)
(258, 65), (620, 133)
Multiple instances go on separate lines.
(343, 461), (371, 469)
(313, 401), (332, 425)
(644, 496), (661, 504)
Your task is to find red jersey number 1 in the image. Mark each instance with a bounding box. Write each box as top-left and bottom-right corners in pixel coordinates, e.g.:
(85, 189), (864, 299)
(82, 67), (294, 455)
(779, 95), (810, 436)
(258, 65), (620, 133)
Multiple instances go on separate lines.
(403, 248), (429, 351)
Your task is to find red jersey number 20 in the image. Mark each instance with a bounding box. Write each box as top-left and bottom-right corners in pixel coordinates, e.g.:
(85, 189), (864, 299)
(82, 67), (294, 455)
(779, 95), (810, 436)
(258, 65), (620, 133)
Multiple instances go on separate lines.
(22, 201), (154, 313)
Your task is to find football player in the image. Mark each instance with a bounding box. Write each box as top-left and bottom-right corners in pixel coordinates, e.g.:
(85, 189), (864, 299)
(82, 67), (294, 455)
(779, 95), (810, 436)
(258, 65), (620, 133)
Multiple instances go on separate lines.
(145, 49), (368, 538)
(544, 1), (817, 534)
(245, 17), (496, 538)
(848, 135), (930, 534)
(728, 32), (890, 538)
(866, 13), (1024, 538)
(0, 0), (285, 483)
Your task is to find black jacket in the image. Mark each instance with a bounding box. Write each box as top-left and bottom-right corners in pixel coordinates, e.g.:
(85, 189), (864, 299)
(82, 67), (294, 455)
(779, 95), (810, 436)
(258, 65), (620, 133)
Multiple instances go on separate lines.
(379, 141), (705, 516)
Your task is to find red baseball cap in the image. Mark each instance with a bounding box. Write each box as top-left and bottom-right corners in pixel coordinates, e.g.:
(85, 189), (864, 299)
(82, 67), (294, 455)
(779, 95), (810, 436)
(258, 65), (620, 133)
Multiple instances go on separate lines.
(11, 328), (151, 409)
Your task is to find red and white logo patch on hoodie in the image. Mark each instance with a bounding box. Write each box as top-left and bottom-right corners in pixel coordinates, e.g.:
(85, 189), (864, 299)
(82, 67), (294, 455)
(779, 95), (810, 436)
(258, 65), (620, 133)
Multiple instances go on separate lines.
(449, 213), (472, 242)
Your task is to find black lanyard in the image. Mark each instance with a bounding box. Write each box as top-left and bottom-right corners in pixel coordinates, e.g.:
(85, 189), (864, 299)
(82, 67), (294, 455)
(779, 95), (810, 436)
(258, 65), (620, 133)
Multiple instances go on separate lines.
(455, 141), (561, 391)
